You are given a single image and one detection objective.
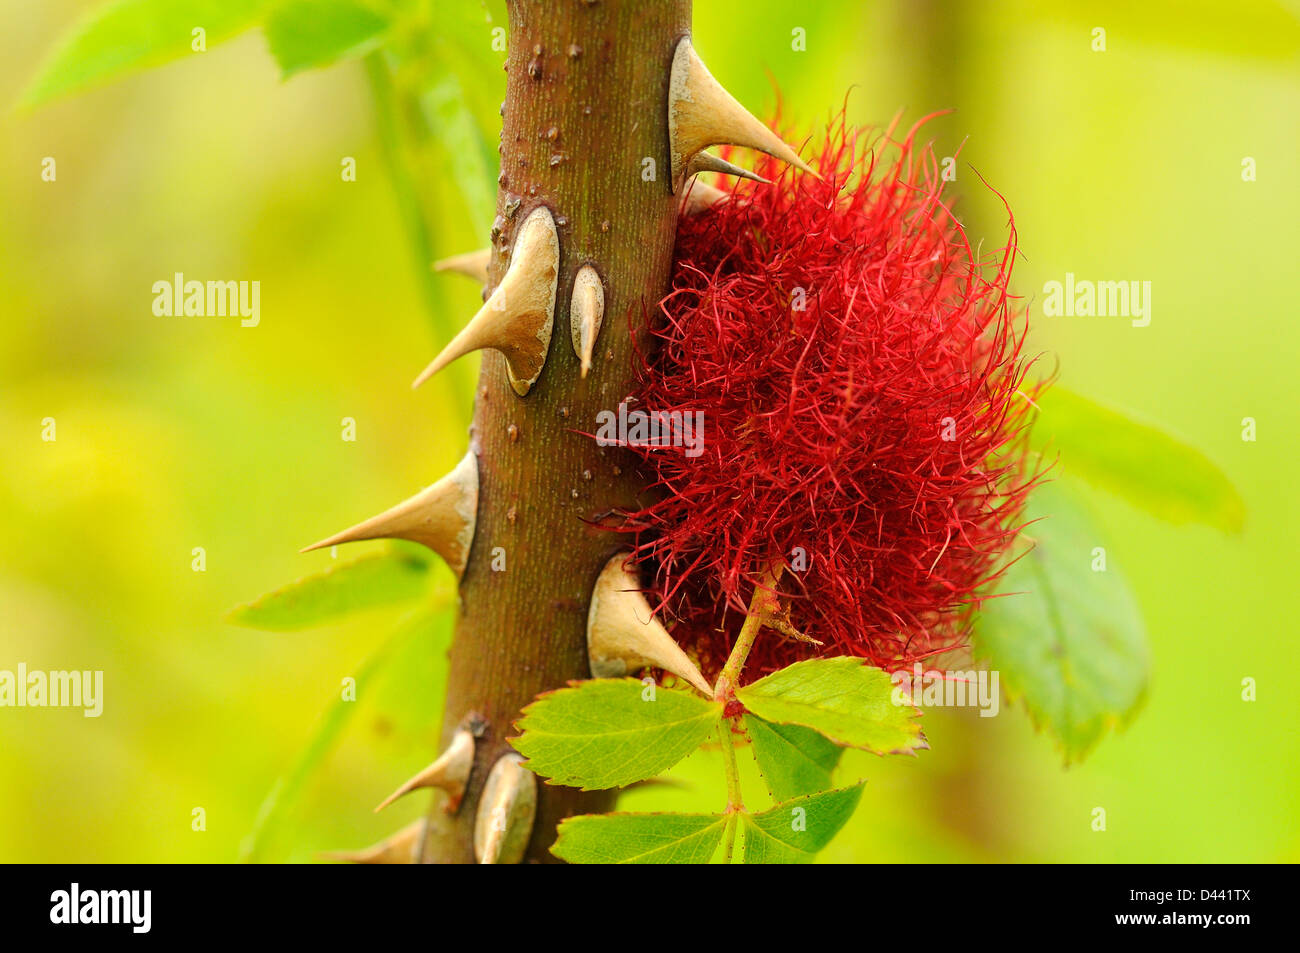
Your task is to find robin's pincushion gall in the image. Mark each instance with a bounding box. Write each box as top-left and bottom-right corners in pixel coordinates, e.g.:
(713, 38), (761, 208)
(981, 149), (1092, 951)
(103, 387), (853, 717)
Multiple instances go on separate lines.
(626, 112), (1040, 681)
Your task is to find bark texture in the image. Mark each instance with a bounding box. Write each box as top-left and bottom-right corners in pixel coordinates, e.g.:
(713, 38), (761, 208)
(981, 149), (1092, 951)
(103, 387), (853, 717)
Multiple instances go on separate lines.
(424, 0), (692, 864)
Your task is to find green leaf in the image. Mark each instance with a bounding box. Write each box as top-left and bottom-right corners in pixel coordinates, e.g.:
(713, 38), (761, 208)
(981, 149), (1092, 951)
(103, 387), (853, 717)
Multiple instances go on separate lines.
(744, 715), (842, 802)
(421, 66), (497, 226)
(975, 481), (1149, 762)
(1032, 388), (1244, 533)
(736, 658), (924, 754)
(240, 607), (449, 862)
(552, 812), (728, 864)
(227, 549), (434, 631)
(513, 679), (722, 791)
(741, 784), (865, 864)
(23, 0), (270, 107)
(264, 0), (390, 78)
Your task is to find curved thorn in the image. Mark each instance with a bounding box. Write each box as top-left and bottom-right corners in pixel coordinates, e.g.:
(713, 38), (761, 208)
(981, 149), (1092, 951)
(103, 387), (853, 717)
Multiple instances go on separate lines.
(413, 207), (558, 396)
(679, 178), (730, 216)
(301, 451), (478, 576)
(321, 818), (426, 864)
(374, 728), (475, 814)
(586, 554), (713, 696)
(668, 37), (817, 190)
(433, 248), (491, 284)
(684, 150), (770, 185)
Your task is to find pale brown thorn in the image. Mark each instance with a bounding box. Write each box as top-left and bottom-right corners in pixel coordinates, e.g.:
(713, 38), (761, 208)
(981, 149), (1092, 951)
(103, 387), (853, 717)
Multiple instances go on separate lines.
(433, 248), (491, 284)
(569, 265), (604, 378)
(586, 554), (713, 696)
(412, 206), (559, 396)
(300, 451), (478, 576)
(320, 818), (426, 864)
(373, 728), (475, 814)
(667, 37), (818, 189)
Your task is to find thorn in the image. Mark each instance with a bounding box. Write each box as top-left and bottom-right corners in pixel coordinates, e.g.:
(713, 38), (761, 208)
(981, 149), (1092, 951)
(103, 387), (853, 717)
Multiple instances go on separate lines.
(473, 754), (537, 865)
(684, 150), (770, 185)
(374, 728), (475, 814)
(321, 818), (426, 864)
(586, 554), (713, 696)
(433, 248), (491, 284)
(569, 265), (604, 378)
(668, 37), (817, 190)
(413, 206), (558, 396)
(301, 450), (478, 576)
(679, 179), (730, 216)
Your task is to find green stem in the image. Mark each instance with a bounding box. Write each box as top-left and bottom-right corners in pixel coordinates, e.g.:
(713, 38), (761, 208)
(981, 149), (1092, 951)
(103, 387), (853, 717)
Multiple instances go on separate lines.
(722, 812), (738, 865)
(718, 721), (743, 810)
(718, 721), (742, 863)
(714, 565), (785, 700)
(714, 565), (787, 864)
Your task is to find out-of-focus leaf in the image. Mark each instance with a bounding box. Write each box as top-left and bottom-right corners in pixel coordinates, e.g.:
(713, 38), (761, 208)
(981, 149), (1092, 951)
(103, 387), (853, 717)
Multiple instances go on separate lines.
(264, 0), (390, 78)
(22, 0), (270, 107)
(1033, 388), (1244, 533)
(240, 608), (448, 862)
(741, 784), (865, 864)
(513, 680), (722, 791)
(975, 481), (1149, 762)
(736, 658), (924, 754)
(744, 716), (842, 802)
(227, 549), (433, 631)
(422, 67), (496, 226)
(552, 812), (727, 864)
(363, 597), (452, 743)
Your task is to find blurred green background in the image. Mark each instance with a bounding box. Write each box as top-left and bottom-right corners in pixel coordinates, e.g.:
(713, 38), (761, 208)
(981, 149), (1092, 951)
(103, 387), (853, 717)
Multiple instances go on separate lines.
(1, 0), (1296, 862)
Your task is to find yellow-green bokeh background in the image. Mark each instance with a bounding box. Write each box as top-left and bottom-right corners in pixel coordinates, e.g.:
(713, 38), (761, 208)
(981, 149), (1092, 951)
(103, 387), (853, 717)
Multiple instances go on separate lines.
(1, 0), (1296, 862)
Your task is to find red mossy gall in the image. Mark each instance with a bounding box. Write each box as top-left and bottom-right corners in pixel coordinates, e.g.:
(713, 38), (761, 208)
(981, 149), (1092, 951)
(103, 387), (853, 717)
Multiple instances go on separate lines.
(624, 111), (1042, 682)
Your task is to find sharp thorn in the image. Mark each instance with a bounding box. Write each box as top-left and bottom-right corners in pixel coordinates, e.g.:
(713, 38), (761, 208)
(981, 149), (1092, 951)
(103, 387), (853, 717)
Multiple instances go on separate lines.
(684, 150), (769, 185)
(586, 554), (713, 697)
(413, 207), (558, 396)
(433, 248), (491, 284)
(301, 451), (478, 576)
(668, 37), (817, 190)
(374, 728), (475, 814)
